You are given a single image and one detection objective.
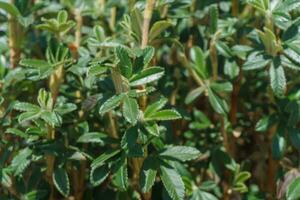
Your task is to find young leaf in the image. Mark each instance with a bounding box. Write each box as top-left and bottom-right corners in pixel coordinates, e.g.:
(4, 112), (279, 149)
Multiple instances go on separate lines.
(53, 167), (70, 198)
(145, 109), (181, 121)
(243, 55), (271, 70)
(130, 67), (164, 86)
(90, 165), (110, 187)
(122, 96), (139, 125)
(209, 5), (218, 34)
(99, 94), (126, 115)
(159, 146), (200, 162)
(140, 157), (158, 192)
(160, 164), (185, 200)
(149, 21), (172, 42)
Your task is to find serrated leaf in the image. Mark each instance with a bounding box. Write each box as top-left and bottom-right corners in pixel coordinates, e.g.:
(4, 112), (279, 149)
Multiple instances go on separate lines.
(53, 167), (70, 198)
(88, 65), (108, 76)
(159, 146), (200, 162)
(160, 164), (185, 200)
(122, 96), (139, 125)
(243, 55), (271, 70)
(149, 21), (172, 42)
(140, 157), (158, 192)
(144, 97), (168, 118)
(130, 67), (164, 86)
(0, 169), (12, 187)
(14, 102), (40, 112)
(91, 149), (121, 168)
(116, 46), (132, 78)
(99, 94), (125, 115)
(11, 148), (32, 176)
(90, 165), (110, 187)
(145, 109), (181, 121)
(18, 111), (41, 123)
(145, 122), (160, 136)
(113, 157), (128, 191)
(269, 62), (286, 97)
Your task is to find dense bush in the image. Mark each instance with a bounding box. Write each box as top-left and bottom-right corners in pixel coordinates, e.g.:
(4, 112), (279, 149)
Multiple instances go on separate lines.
(1, 0), (300, 199)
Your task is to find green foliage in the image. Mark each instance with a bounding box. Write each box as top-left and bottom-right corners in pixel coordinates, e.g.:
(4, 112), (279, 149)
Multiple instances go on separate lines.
(2, 0), (300, 199)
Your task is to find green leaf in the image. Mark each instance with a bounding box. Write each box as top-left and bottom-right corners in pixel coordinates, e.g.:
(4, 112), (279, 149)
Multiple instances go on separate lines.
(243, 54), (270, 70)
(20, 59), (51, 68)
(57, 10), (68, 24)
(288, 128), (300, 151)
(18, 111), (41, 123)
(286, 176), (300, 200)
(121, 126), (144, 157)
(11, 148), (32, 176)
(269, 62), (286, 97)
(140, 157), (158, 192)
(0, 169), (12, 187)
(116, 46), (132, 78)
(145, 109), (181, 121)
(159, 146), (200, 162)
(255, 115), (277, 132)
(149, 20), (172, 42)
(5, 128), (27, 138)
(90, 165), (110, 187)
(144, 97), (168, 117)
(77, 132), (109, 145)
(91, 149), (121, 168)
(87, 65), (108, 76)
(207, 88), (228, 115)
(190, 47), (207, 78)
(40, 111), (62, 127)
(99, 94), (126, 115)
(160, 164), (185, 200)
(216, 41), (233, 58)
(191, 189), (218, 200)
(130, 67), (164, 86)
(247, 0), (268, 12)
(185, 86), (205, 104)
(145, 122), (160, 136)
(141, 46), (155, 67)
(0, 1), (21, 16)
(209, 5), (218, 34)
(235, 172), (251, 183)
(53, 167), (70, 198)
(113, 157), (128, 191)
(54, 103), (77, 115)
(122, 96), (139, 125)
(14, 102), (40, 112)
(272, 131), (286, 160)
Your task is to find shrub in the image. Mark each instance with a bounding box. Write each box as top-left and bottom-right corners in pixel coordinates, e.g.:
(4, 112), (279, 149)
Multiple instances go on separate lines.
(1, 0), (300, 200)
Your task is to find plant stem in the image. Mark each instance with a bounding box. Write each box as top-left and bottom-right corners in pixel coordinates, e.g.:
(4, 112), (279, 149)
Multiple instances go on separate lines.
(109, 6), (117, 32)
(231, 0), (239, 17)
(141, 0), (155, 49)
(8, 0), (21, 68)
(74, 8), (82, 58)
